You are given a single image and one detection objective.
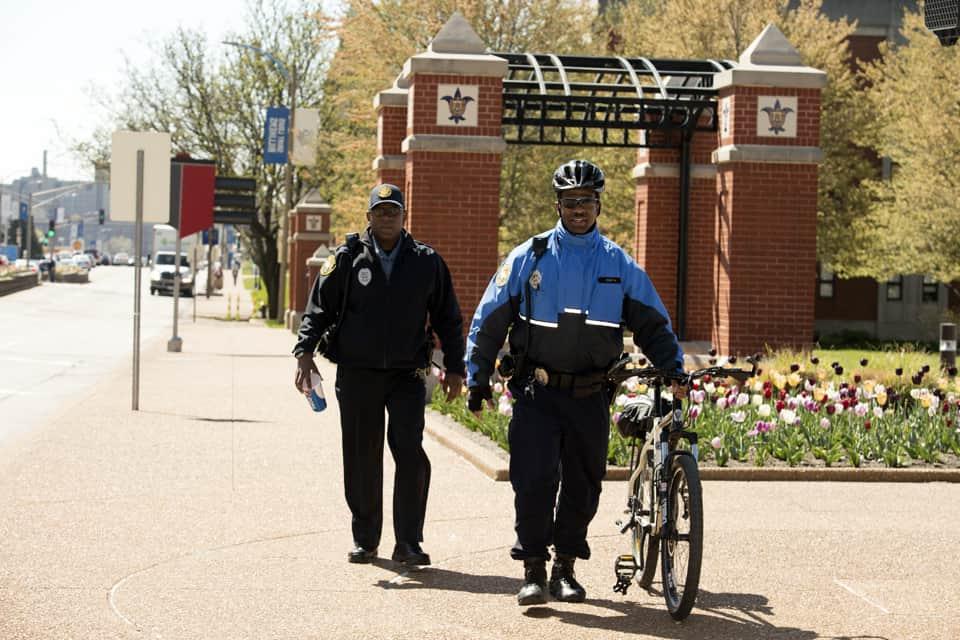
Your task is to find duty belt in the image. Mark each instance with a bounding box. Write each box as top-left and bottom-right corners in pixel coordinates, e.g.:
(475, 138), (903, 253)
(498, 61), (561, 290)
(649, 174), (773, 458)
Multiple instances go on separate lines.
(525, 365), (607, 398)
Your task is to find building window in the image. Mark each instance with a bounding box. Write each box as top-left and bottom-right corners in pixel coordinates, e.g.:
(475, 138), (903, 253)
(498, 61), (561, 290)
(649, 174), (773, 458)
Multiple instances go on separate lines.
(817, 264), (834, 299)
(922, 276), (939, 303)
(886, 275), (902, 301)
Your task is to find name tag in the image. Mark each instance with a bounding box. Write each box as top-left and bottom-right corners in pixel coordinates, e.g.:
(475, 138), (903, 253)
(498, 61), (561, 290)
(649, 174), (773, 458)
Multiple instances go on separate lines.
(598, 276), (621, 284)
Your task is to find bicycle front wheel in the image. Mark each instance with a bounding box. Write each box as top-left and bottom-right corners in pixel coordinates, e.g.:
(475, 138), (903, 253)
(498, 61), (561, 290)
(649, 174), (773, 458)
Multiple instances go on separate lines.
(632, 447), (658, 588)
(660, 454), (703, 620)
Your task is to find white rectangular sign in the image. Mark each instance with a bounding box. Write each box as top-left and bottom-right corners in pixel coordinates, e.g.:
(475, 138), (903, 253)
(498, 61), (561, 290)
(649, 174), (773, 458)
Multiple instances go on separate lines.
(109, 131), (171, 222)
(292, 108), (320, 166)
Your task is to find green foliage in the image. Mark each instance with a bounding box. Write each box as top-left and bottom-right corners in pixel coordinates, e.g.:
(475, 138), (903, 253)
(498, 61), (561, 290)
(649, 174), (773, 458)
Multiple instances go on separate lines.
(856, 9), (960, 281)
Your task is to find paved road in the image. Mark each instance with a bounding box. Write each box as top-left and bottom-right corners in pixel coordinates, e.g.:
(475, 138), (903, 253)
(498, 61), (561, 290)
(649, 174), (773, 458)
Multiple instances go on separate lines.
(0, 266), (189, 443)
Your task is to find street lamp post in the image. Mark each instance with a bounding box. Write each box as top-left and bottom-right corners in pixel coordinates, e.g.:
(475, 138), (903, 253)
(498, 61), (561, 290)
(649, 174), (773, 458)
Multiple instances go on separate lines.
(222, 40), (296, 323)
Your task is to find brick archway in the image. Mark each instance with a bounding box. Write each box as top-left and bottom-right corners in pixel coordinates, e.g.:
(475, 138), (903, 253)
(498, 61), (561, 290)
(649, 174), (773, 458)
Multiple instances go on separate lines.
(376, 14), (826, 355)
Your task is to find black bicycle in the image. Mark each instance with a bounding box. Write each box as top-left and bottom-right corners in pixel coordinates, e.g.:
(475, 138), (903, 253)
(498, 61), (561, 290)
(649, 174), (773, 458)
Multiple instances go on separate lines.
(608, 356), (755, 620)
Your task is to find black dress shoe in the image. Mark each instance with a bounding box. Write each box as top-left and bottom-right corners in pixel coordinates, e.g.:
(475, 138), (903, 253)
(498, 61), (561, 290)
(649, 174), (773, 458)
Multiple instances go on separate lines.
(348, 545), (378, 564)
(391, 542), (431, 566)
(517, 558), (547, 606)
(549, 554), (586, 602)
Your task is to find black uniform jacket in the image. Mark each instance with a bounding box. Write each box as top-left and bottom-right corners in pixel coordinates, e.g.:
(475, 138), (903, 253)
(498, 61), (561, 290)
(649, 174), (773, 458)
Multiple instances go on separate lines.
(293, 228), (466, 375)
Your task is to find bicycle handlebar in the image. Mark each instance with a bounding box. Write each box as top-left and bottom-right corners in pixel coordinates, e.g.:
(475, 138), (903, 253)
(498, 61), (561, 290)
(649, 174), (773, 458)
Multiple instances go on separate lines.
(606, 357), (757, 386)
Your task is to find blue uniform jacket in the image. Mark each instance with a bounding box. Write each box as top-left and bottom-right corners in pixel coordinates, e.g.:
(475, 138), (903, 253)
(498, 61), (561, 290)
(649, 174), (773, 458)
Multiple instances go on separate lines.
(466, 220), (684, 389)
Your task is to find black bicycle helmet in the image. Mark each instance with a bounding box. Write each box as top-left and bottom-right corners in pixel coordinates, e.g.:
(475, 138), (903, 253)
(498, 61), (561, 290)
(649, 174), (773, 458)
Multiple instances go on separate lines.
(552, 159), (605, 193)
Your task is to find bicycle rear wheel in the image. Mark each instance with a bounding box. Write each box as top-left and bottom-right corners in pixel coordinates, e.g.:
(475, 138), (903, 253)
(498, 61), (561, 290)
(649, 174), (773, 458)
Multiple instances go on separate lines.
(660, 454), (703, 620)
(632, 448), (659, 588)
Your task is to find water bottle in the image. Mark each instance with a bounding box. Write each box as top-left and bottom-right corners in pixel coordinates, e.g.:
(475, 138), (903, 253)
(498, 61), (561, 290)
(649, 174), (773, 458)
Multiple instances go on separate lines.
(304, 371), (327, 412)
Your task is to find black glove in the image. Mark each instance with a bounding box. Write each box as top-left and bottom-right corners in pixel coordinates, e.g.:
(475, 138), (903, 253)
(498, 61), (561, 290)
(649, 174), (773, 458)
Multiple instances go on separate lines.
(467, 385), (492, 412)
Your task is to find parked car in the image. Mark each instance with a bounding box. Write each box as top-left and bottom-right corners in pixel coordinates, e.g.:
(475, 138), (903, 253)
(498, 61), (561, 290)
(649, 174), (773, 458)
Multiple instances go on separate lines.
(72, 254), (94, 270)
(113, 252), (129, 265)
(99, 255), (111, 266)
(150, 251), (194, 297)
(83, 249), (100, 267)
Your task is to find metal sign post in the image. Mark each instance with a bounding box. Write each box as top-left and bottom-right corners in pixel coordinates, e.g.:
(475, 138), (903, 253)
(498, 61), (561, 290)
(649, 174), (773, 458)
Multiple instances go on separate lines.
(110, 130), (171, 412)
(168, 231), (183, 352)
(132, 150), (144, 410)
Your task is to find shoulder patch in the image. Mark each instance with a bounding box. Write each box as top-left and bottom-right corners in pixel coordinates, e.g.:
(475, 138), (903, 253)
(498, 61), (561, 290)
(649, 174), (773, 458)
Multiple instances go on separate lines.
(495, 261), (511, 287)
(319, 254), (337, 276)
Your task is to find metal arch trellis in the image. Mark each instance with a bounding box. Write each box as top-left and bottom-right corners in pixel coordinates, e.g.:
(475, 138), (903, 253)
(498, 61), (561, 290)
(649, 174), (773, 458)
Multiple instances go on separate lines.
(491, 52), (736, 340)
(493, 52), (735, 149)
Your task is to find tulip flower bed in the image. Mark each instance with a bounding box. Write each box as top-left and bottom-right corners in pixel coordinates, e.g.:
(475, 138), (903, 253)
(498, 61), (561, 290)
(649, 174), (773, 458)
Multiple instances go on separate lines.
(431, 351), (960, 469)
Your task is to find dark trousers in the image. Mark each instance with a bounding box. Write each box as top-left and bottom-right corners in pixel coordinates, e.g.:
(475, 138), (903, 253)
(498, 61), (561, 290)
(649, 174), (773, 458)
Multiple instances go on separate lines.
(335, 366), (429, 549)
(508, 384), (610, 561)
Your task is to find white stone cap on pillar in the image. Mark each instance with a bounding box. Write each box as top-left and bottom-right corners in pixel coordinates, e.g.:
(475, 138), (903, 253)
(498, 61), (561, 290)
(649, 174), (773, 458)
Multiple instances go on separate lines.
(374, 86), (409, 111)
(291, 188), (331, 216)
(372, 155), (405, 171)
(714, 23), (827, 89)
(401, 12), (508, 80)
(429, 12), (486, 54)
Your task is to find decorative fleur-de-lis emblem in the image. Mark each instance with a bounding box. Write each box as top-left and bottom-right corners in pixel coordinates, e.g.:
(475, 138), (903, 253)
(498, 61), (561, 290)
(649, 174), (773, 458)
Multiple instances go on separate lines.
(441, 87), (474, 124)
(761, 99), (794, 135)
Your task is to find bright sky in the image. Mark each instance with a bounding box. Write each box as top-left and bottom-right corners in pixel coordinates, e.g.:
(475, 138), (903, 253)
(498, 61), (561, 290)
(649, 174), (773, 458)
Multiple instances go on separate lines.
(0, 1), (336, 184)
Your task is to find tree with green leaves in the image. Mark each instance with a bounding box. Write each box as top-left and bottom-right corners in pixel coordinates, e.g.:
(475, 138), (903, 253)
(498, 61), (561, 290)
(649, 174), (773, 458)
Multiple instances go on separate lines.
(77, 0), (332, 317)
(610, 0), (879, 276)
(856, 9), (960, 283)
(322, 0), (635, 251)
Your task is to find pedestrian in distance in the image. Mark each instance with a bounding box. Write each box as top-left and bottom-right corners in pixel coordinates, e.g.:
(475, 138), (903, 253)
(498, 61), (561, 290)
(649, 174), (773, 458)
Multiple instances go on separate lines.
(293, 183), (466, 567)
(465, 159), (685, 606)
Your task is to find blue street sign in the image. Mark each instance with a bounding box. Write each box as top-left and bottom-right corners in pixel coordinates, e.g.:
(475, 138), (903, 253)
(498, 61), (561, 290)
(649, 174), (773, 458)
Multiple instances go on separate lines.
(18, 202), (27, 222)
(202, 228), (220, 245)
(263, 106), (290, 164)
(77, 220), (84, 240)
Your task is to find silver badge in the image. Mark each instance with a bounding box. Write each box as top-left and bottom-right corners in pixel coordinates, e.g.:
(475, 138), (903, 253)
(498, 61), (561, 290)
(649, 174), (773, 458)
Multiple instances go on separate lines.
(529, 269), (542, 290)
(357, 267), (372, 286)
(534, 367), (549, 385)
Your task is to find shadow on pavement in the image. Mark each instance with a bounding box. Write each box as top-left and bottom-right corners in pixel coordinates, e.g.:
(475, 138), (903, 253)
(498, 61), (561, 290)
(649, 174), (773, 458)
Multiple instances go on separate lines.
(369, 565), (821, 639)
(522, 592), (821, 639)
(371, 559), (516, 596)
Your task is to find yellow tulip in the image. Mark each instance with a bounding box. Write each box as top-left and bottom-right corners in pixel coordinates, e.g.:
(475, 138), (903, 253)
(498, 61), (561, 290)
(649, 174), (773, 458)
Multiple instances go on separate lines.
(876, 392), (887, 407)
(787, 372), (801, 388)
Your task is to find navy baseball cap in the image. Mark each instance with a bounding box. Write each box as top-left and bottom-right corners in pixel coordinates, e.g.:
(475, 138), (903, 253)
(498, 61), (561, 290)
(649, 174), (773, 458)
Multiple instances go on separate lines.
(368, 183), (404, 211)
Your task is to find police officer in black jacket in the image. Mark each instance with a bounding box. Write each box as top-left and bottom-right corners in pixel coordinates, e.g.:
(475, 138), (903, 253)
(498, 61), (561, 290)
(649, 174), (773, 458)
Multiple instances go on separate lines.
(293, 183), (466, 567)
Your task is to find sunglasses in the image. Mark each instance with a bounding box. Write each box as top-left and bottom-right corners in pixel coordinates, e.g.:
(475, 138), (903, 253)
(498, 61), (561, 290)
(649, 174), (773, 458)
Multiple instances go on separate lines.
(369, 206), (403, 218)
(559, 196), (599, 209)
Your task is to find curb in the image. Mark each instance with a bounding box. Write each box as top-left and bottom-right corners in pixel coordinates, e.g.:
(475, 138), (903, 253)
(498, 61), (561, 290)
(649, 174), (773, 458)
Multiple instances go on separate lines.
(425, 409), (960, 483)
(424, 409), (510, 481)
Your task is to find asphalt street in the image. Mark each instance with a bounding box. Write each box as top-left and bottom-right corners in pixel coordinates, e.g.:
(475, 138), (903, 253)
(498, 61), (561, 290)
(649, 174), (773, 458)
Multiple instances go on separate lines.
(0, 266), (190, 443)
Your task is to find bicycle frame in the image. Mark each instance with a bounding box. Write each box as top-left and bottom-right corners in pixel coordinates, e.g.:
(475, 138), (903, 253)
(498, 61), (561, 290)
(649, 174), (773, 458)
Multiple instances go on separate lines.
(612, 359), (756, 606)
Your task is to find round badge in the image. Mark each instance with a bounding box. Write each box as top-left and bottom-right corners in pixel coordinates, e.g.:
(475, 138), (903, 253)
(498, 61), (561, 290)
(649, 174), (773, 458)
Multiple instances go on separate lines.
(378, 185), (393, 198)
(357, 267), (372, 286)
(495, 262), (511, 287)
(319, 255), (336, 276)
(529, 269), (542, 290)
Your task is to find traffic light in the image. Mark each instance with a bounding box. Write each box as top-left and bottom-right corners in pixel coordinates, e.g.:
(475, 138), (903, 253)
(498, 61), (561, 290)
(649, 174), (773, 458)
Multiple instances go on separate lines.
(98, 208), (105, 225)
(48, 220), (55, 234)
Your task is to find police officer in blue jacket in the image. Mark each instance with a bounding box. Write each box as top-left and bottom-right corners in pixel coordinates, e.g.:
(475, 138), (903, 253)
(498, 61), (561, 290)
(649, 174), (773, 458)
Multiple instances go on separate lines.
(294, 183), (466, 568)
(465, 160), (684, 606)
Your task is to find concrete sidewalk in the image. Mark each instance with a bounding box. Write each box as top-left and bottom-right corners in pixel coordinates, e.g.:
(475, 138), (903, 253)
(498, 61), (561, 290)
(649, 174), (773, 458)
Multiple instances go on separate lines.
(1, 315), (959, 639)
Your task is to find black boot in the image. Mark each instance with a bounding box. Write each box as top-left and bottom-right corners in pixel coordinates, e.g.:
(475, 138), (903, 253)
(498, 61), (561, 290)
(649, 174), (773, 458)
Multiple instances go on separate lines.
(549, 554), (586, 603)
(517, 558), (547, 606)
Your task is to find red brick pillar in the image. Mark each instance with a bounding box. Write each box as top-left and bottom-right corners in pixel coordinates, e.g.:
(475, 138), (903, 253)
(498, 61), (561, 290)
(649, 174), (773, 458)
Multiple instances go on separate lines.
(711, 24), (826, 354)
(400, 13), (507, 326)
(374, 81), (407, 187)
(288, 189), (332, 329)
(633, 125), (718, 347)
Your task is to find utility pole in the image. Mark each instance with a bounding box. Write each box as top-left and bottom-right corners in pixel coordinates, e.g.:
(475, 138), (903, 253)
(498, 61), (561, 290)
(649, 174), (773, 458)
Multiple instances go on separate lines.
(277, 67), (297, 323)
